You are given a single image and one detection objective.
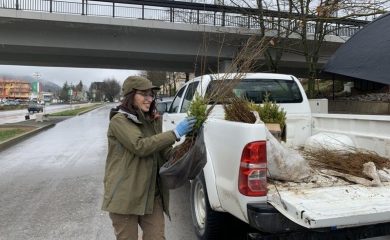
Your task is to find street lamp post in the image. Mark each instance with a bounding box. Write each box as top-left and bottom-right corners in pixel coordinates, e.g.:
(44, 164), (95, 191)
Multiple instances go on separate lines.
(32, 72), (41, 102)
(92, 88), (96, 102)
(68, 86), (73, 109)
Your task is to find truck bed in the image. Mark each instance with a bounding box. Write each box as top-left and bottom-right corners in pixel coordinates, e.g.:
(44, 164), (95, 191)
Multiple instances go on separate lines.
(267, 174), (390, 229)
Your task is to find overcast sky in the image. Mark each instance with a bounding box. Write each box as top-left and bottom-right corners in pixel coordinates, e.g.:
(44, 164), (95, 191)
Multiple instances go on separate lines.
(0, 65), (140, 87)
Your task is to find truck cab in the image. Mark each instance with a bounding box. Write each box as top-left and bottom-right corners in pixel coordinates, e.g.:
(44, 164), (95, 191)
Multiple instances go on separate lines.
(163, 73), (312, 146)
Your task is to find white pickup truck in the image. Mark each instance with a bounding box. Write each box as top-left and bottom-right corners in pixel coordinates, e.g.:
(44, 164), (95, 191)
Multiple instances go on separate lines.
(162, 73), (390, 239)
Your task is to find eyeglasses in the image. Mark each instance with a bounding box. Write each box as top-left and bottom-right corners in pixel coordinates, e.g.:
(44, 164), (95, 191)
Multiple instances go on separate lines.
(136, 90), (155, 99)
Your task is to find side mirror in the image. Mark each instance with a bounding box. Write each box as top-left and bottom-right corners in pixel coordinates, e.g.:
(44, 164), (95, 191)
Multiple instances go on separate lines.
(156, 102), (168, 114)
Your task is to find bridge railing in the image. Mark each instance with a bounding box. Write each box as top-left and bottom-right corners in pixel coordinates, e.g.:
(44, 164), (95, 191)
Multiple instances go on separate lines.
(0, 0), (362, 37)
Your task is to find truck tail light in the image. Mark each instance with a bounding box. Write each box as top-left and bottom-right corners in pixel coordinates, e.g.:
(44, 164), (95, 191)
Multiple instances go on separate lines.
(238, 141), (267, 196)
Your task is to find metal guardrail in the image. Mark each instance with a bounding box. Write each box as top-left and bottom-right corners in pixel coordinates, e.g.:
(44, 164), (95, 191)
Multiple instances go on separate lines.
(0, 0), (363, 37)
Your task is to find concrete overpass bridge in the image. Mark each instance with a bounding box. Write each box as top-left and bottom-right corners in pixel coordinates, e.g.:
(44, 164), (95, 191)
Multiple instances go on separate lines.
(0, 0), (367, 76)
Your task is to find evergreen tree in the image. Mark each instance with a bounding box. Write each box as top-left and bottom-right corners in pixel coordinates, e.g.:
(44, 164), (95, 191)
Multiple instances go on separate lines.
(60, 82), (70, 102)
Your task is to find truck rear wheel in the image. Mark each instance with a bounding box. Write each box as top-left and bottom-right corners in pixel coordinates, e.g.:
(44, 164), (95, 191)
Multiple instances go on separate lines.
(190, 172), (227, 240)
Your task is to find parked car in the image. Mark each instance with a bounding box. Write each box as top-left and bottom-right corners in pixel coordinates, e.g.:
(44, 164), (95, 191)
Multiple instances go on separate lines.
(2, 100), (20, 106)
(156, 97), (173, 114)
(27, 103), (44, 113)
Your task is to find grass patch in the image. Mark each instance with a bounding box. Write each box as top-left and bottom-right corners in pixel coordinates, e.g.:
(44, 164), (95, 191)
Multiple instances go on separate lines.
(0, 128), (31, 142)
(0, 105), (28, 111)
(48, 104), (101, 116)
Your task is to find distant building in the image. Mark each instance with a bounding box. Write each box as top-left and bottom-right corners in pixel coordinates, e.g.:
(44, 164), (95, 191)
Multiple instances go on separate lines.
(0, 79), (31, 100)
(41, 92), (54, 103)
(71, 87), (88, 102)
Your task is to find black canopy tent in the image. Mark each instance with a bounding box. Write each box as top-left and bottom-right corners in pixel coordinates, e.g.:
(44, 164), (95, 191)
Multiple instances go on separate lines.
(323, 12), (390, 97)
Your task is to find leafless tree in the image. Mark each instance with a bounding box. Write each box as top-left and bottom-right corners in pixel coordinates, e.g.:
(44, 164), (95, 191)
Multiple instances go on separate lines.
(211, 0), (388, 97)
(289, 0), (387, 97)
(103, 78), (121, 102)
(141, 71), (170, 95)
(144, 71), (167, 87)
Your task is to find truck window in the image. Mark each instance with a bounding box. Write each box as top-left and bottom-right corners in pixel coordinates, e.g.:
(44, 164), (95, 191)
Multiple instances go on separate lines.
(180, 81), (199, 113)
(206, 78), (303, 103)
(168, 86), (186, 113)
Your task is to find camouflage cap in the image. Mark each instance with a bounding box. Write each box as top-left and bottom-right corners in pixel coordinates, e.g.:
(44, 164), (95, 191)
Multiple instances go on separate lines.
(122, 76), (160, 96)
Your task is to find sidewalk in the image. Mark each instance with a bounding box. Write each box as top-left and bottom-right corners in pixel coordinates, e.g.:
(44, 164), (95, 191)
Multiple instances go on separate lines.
(0, 116), (70, 152)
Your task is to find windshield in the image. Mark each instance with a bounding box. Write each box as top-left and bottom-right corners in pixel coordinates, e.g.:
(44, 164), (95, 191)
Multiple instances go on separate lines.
(206, 78), (303, 103)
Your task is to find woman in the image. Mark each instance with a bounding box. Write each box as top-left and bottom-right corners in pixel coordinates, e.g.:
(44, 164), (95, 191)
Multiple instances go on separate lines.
(102, 76), (195, 240)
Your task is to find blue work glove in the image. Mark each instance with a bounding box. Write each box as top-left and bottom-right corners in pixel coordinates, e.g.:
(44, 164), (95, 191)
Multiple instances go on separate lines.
(174, 116), (197, 138)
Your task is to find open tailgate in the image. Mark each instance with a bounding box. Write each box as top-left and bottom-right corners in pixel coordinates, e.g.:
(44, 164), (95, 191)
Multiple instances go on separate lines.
(268, 184), (390, 229)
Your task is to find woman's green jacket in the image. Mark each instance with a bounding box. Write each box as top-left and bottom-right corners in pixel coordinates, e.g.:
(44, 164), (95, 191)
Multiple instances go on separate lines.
(102, 110), (176, 216)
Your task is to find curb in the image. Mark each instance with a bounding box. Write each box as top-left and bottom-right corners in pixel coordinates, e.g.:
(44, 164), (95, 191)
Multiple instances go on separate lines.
(77, 104), (104, 116)
(0, 123), (55, 152)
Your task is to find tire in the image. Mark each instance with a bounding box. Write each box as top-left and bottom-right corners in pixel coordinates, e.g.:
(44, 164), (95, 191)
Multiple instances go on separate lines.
(190, 172), (228, 240)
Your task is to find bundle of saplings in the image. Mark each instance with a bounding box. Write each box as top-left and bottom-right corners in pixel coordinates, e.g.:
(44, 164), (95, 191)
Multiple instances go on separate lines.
(170, 94), (207, 164)
(159, 94), (208, 189)
(224, 96), (256, 123)
(224, 95), (311, 182)
(160, 35), (270, 188)
(224, 94), (286, 131)
(303, 146), (390, 186)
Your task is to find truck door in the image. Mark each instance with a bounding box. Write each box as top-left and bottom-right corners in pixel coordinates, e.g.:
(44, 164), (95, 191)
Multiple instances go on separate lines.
(162, 81), (200, 133)
(162, 85), (187, 132)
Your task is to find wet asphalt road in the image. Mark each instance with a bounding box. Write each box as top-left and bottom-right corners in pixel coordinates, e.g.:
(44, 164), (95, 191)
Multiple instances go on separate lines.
(0, 103), (93, 125)
(0, 105), (197, 240)
(2, 105), (390, 240)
